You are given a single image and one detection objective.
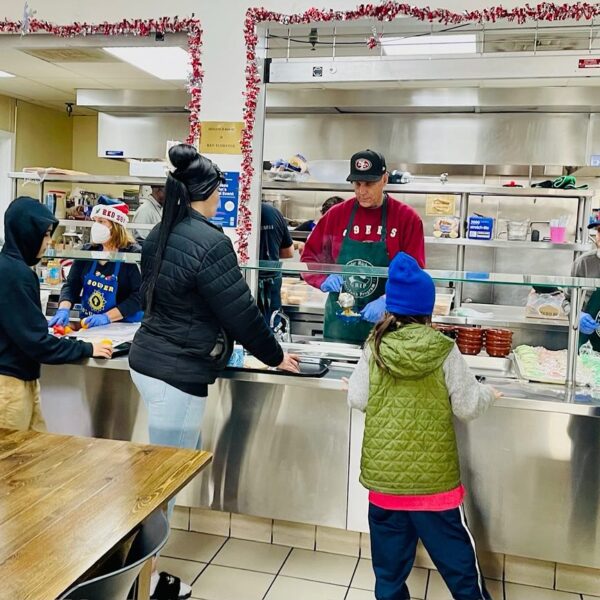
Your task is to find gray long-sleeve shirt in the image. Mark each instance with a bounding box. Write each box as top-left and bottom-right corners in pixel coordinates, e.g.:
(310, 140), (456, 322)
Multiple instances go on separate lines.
(568, 251), (600, 307)
(348, 343), (495, 421)
(133, 195), (162, 240)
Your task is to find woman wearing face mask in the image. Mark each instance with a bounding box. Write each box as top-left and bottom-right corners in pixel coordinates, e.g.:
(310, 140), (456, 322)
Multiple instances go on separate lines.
(572, 219), (600, 348)
(49, 198), (143, 329)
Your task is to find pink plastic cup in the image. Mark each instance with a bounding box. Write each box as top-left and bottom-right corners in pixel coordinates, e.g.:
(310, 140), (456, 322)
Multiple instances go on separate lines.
(550, 226), (567, 243)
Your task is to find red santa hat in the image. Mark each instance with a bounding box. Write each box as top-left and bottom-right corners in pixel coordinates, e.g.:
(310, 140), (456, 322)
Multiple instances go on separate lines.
(90, 201), (129, 226)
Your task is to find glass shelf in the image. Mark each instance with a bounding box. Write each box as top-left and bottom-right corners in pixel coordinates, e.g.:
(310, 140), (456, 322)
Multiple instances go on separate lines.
(242, 260), (600, 289)
(40, 251), (600, 289)
(43, 249), (141, 264)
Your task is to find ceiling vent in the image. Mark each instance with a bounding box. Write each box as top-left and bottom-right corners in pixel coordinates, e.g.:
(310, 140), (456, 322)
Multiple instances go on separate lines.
(20, 48), (117, 63)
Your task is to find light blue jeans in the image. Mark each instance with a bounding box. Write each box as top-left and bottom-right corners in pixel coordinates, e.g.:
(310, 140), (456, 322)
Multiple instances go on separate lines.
(131, 369), (207, 518)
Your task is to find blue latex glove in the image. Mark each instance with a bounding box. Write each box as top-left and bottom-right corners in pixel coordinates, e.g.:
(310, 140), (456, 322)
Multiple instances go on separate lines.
(579, 312), (598, 335)
(48, 308), (70, 327)
(320, 274), (344, 294)
(83, 314), (111, 329)
(361, 295), (387, 323)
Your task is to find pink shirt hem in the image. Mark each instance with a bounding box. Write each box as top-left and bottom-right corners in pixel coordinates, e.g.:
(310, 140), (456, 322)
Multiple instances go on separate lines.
(369, 485), (465, 511)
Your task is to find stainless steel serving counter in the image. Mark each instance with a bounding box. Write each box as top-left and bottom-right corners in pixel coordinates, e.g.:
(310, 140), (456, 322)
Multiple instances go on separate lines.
(40, 357), (600, 569)
(81, 355), (600, 415)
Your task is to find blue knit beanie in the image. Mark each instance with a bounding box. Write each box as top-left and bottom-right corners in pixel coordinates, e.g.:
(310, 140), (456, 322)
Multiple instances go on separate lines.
(385, 252), (435, 316)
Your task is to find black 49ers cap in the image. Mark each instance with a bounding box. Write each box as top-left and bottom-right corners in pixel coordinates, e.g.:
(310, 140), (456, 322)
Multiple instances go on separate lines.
(346, 149), (387, 182)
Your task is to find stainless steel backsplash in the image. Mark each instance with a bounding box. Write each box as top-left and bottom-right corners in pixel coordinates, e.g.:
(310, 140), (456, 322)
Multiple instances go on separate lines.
(264, 112), (599, 306)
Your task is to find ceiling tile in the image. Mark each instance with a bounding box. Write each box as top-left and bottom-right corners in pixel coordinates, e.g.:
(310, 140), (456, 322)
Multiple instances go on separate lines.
(0, 50), (73, 77)
(92, 78), (182, 90)
(58, 61), (160, 78)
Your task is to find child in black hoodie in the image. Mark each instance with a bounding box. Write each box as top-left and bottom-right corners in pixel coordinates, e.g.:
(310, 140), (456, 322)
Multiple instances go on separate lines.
(0, 197), (112, 431)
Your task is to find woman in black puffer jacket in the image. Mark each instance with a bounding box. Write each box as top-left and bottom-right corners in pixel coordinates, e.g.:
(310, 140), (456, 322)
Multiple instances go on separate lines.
(129, 144), (298, 600)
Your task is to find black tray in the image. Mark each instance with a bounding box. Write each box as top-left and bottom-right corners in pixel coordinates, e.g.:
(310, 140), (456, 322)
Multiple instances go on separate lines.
(226, 358), (329, 378)
(111, 342), (131, 358)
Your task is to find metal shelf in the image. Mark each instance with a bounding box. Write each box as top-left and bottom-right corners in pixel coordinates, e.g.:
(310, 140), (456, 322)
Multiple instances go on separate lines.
(434, 304), (568, 329)
(262, 180), (594, 198)
(283, 302), (569, 329)
(40, 283), (62, 293)
(9, 172), (166, 186)
(425, 236), (592, 252)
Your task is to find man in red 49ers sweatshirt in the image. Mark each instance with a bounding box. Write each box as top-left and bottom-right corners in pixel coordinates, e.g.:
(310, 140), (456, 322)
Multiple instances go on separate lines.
(301, 150), (425, 344)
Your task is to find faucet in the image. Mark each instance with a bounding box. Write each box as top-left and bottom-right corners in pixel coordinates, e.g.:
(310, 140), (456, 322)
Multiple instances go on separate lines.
(270, 309), (292, 343)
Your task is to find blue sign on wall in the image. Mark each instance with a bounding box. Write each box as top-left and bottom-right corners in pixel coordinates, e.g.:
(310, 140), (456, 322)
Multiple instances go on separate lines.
(211, 171), (239, 229)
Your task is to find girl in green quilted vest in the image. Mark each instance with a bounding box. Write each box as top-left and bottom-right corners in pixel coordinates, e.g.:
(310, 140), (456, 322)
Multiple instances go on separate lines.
(348, 252), (500, 600)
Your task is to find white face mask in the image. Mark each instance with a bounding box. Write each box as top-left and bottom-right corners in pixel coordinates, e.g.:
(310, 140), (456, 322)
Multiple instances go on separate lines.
(91, 222), (111, 244)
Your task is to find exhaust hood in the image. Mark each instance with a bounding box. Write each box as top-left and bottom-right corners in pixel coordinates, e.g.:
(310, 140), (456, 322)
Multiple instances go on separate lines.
(97, 112), (189, 160)
(76, 89), (189, 113)
(76, 89), (190, 160)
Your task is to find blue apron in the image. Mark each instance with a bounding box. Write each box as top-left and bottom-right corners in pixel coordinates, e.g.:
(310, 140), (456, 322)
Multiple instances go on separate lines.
(80, 261), (143, 323)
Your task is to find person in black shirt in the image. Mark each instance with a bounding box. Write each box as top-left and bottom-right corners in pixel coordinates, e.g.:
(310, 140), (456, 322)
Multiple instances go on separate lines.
(259, 202), (294, 323)
(0, 197), (112, 431)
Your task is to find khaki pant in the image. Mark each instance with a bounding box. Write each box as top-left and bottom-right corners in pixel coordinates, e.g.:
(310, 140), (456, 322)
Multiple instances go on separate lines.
(0, 375), (46, 431)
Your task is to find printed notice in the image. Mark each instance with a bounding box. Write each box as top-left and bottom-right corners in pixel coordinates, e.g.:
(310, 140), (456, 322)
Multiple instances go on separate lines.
(211, 171), (239, 229)
(426, 194), (456, 216)
(199, 121), (244, 155)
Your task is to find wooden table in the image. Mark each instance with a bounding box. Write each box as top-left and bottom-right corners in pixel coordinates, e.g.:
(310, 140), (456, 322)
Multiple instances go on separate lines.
(0, 428), (212, 600)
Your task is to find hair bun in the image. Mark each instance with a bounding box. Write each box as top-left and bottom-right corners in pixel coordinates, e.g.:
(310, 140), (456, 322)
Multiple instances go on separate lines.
(169, 143), (198, 171)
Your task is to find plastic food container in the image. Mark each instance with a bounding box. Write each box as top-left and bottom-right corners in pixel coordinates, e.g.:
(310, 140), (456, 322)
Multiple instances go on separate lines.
(433, 290), (455, 316)
(433, 216), (460, 239)
(485, 328), (513, 343)
(456, 327), (485, 341)
(485, 343), (512, 358)
(457, 342), (483, 355)
(506, 219), (530, 241)
(484, 328), (513, 358)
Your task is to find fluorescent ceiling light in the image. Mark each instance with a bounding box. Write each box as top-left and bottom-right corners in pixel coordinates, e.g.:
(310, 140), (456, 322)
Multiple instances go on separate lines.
(0, 70), (15, 78)
(382, 34), (477, 56)
(103, 47), (189, 80)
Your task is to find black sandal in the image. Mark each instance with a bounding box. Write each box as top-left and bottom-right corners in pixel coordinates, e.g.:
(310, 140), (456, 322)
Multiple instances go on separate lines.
(151, 571), (192, 600)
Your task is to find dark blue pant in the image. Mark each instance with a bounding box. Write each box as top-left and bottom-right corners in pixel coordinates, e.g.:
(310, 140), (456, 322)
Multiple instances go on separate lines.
(368, 503), (492, 600)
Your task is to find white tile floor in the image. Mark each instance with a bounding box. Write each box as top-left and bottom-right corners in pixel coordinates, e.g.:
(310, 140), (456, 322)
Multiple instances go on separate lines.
(159, 531), (600, 600)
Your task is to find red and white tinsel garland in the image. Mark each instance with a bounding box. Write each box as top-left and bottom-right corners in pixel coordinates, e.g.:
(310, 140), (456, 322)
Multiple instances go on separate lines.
(0, 16), (203, 144)
(236, 1), (600, 261)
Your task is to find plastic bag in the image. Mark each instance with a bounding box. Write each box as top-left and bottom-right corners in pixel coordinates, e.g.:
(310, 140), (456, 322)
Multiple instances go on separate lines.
(525, 289), (568, 320)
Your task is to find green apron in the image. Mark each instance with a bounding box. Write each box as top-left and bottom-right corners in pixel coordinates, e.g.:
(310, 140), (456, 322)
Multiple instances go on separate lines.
(579, 288), (600, 351)
(323, 197), (390, 344)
